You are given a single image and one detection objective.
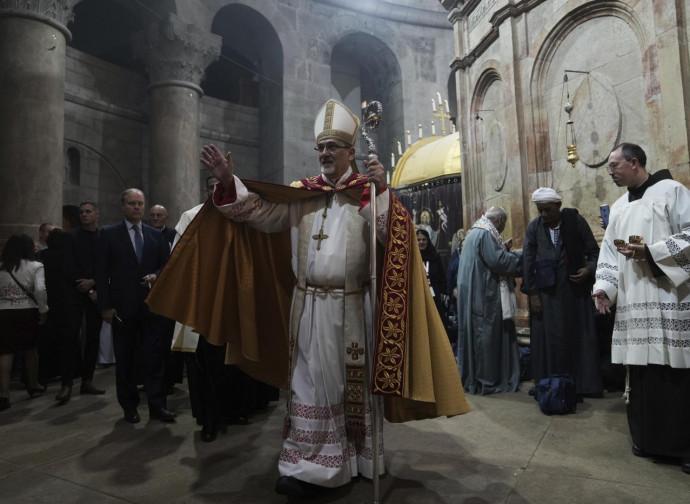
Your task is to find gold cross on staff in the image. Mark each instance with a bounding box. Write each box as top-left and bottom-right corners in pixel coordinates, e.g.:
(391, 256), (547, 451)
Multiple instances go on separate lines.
(312, 228), (329, 250)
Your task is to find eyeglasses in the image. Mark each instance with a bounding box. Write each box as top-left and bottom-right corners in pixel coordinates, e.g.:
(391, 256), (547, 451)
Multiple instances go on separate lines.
(607, 159), (632, 174)
(314, 142), (349, 153)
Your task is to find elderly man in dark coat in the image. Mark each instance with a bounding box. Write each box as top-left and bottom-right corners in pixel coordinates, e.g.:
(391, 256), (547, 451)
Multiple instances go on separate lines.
(457, 207), (523, 395)
(523, 187), (602, 398)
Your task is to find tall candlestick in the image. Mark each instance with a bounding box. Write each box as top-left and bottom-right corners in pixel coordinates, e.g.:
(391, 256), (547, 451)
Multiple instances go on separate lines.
(437, 91), (442, 104)
(431, 121), (436, 136)
(418, 123), (423, 139)
(397, 140), (402, 155)
(432, 98), (437, 112)
(406, 130), (411, 146)
(391, 152), (395, 167)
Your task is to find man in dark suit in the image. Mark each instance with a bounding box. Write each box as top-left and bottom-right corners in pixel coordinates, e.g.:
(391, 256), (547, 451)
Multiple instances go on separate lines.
(96, 188), (174, 424)
(56, 200), (104, 403)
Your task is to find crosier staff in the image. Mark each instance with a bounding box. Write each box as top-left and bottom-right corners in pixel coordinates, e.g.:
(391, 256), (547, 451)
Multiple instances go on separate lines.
(361, 100), (383, 504)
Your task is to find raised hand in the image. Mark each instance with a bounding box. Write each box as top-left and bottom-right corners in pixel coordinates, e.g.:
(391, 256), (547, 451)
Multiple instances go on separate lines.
(201, 144), (233, 189)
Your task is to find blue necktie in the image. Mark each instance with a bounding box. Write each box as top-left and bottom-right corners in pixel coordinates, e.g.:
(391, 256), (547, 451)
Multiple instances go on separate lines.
(133, 224), (143, 264)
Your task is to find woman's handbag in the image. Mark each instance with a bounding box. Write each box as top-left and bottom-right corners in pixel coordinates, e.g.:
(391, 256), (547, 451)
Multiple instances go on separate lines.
(8, 271), (37, 304)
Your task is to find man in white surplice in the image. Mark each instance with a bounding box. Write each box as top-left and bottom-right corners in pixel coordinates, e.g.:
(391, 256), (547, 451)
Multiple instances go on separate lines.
(592, 142), (690, 475)
(201, 99), (389, 496)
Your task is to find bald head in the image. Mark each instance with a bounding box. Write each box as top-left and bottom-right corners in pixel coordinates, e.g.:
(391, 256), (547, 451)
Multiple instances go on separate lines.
(148, 205), (169, 230)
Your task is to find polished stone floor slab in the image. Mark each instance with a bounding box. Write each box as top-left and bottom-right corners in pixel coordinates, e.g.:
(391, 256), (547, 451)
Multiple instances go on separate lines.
(0, 367), (686, 503)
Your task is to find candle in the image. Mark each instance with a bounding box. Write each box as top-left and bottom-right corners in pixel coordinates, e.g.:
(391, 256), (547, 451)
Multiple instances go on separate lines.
(391, 152), (395, 167)
(386, 171), (391, 185)
(432, 98), (437, 112)
(437, 92), (442, 104)
(397, 140), (402, 155)
(431, 121), (436, 135)
(407, 130), (411, 146)
(451, 122), (456, 133)
(445, 99), (449, 111)
(418, 123), (423, 139)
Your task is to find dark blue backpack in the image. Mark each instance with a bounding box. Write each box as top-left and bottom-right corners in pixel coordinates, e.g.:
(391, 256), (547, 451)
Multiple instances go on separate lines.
(534, 374), (577, 415)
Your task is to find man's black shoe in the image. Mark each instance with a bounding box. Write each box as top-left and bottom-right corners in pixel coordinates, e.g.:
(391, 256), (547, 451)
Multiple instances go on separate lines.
(124, 410), (140, 424)
(150, 407), (176, 423)
(201, 423), (217, 443)
(275, 476), (323, 498)
(528, 386), (536, 397)
(681, 458), (690, 474)
(632, 444), (649, 458)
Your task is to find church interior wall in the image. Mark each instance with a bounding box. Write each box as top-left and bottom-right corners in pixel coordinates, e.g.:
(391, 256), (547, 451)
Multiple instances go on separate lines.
(448, 0), (690, 248)
(199, 97), (260, 182)
(63, 47), (149, 225)
(0, 0), (462, 241)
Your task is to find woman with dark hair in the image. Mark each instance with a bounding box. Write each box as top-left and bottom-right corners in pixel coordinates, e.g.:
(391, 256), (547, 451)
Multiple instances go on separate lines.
(0, 233), (49, 410)
(416, 228), (449, 332)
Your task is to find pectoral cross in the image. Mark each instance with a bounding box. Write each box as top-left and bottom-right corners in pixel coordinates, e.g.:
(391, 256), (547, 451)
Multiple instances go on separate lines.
(312, 194), (333, 251)
(312, 228), (329, 251)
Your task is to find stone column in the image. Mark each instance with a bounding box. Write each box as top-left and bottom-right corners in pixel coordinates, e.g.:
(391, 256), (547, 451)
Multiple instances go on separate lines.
(0, 1), (76, 244)
(133, 15), (220, 224)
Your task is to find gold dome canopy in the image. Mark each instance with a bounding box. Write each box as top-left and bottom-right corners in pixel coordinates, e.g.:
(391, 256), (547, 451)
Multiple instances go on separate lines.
(390, 131), (461, 188)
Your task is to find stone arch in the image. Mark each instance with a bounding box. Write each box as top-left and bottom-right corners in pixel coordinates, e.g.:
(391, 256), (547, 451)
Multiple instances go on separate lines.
(446, 72), (458, 128)
(528, 1), (650, 179)
(328, 32), (403, 167)
(65, 146), (81, 186)
(207, 3), (284, 182)
(470, 67), (507, 208)
(68, 0), (146, 74)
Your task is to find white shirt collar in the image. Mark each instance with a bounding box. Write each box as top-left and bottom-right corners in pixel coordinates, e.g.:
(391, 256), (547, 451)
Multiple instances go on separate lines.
(321, 167), (352, 187)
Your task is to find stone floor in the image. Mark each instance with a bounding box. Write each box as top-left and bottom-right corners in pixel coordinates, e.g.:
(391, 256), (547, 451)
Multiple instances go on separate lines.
(1, 367), (688, 504)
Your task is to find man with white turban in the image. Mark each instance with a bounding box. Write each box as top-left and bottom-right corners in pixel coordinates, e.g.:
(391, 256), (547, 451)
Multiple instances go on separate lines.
(522, 187), (602, 400)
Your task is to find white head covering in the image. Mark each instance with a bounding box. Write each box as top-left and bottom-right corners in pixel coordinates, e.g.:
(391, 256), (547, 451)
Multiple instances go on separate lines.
(314, 99), (360, 146)
(532, 187), (562, 203)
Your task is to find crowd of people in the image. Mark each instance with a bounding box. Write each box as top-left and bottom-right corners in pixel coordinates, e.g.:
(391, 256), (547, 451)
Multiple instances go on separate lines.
(0, 186), (274, 442)
(443, 142), (689, 476)
(1, 93), (688, 502)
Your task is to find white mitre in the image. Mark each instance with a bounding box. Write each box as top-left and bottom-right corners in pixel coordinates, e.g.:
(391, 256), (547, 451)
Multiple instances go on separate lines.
(532, 187), (562, 203)
(314, 99), (360, 146)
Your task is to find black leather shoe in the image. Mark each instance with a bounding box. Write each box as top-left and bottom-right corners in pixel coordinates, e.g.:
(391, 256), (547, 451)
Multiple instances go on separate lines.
(632, 444), (649, 458)
(528, 386), (536, 397)
(681, 458), (690, 474)
(80, 381), (105, 395)
(275, 476), (323, 498)
(150, 407), (176, 423)
(124, 410), (140, 424)
(201, 423), (218, 443)
(28, 384), (47, 398)
(55, 384), (72, 403)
